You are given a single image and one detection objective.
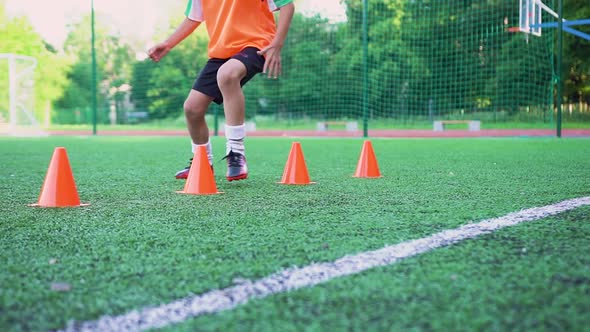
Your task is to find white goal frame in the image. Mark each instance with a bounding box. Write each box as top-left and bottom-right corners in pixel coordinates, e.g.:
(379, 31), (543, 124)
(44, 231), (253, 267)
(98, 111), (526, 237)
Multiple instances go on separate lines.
(0, 53), (46, 136)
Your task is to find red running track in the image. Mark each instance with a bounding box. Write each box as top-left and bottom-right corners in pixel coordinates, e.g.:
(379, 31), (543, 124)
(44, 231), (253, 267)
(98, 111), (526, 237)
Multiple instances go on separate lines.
(47, 129), (590, 138)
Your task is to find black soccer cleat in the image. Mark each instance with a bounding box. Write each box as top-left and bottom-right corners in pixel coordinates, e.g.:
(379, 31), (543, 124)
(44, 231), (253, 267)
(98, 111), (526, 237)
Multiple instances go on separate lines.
(222, 150), (248, 181)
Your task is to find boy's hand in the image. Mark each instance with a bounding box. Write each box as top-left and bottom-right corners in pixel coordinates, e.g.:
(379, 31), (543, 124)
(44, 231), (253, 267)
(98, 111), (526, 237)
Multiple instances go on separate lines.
(258, 45), (282, 79)
(148, 43), (171, 62)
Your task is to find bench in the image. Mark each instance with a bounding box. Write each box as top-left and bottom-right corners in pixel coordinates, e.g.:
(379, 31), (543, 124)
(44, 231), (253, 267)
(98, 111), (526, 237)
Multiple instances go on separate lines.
(125, 111), (149, 123)
(317, 121), (358, 132)
(433, 120), (481, 132)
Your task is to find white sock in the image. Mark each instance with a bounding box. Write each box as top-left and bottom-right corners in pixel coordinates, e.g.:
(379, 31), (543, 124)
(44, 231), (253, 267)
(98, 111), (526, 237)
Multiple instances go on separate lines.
(191, 140), (213, 165)
(225, 124), (245, 155)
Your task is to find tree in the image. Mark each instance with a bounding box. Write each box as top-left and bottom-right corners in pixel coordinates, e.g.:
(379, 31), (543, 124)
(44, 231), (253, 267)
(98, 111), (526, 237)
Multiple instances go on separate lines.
(562, 0), (590, 104)
(130, 26), (209, 120)
(55, 14), (135, 124)
(245, 13), (340, 120)
(339, 0), (430, 119)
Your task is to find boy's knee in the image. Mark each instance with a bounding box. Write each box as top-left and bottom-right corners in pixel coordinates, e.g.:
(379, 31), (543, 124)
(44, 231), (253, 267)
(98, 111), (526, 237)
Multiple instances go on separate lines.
(217, 63), (245, 88)
(183, 99), (206, 119)
(217, 70), (239, 88)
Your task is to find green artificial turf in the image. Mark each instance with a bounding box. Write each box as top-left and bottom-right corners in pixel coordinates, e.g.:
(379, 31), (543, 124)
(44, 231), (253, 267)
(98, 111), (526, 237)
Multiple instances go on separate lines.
(170, 206), (590, 332)
(0, 136), (589, 331)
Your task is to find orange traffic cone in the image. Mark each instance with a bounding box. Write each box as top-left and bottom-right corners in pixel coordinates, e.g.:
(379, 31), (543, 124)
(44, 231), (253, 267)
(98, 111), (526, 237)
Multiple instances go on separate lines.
(353, 140), (382, 178)
(279, 142), (315, 185)
(177, 146), (222, 195)
(30, 147), (88, 207)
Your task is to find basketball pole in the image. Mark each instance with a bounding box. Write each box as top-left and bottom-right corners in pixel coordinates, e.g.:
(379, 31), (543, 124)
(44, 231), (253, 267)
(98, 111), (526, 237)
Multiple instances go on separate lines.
(362, 0), (369, 138)
(556, 0), (563, 138)
(91, 0), (98, 135)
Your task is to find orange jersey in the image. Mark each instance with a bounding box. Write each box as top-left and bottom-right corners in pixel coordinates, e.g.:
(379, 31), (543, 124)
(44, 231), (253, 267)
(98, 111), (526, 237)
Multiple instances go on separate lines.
(185, 0), (292, 59)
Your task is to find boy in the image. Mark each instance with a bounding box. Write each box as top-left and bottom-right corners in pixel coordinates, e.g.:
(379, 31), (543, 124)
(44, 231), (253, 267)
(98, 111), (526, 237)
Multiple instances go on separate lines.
(148, 0), (295, 181)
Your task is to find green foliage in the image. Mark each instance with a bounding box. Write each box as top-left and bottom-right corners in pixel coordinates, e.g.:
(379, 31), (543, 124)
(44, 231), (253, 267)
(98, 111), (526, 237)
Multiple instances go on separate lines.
(55, 14), (135, 124)
(562, 0), (590, 103)
(125, 0), (560, 123)
(30, 0), (588, 126)
(491, 35), (553, 116)
(277, 0), (556, 121)
(244, 14), (341, 120)
(135, 32), (209, 119)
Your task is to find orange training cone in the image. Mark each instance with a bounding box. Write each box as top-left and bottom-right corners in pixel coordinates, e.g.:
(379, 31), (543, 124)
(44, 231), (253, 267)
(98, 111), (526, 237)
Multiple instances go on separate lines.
(177, 145), (222, 195)
(353, 140), (382, 178)
(30, 147), (88, 207)
(279, 142), (315, 185)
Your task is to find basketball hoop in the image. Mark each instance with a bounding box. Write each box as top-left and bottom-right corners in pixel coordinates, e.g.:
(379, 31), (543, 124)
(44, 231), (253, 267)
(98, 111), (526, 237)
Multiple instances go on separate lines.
(507, 27), (521, 33)
(519, 0), (590, 41)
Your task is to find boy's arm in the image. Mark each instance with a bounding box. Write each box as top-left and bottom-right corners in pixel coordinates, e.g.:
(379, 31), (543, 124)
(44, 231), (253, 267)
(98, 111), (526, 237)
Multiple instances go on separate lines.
(258, 2), (295, 78)
(149, 18), (201, 62)
(272, 2), (295, 51)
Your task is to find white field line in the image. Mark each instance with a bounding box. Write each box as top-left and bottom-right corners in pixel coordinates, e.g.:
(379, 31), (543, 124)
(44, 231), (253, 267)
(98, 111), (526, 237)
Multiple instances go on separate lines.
(64, 196), (590, 332)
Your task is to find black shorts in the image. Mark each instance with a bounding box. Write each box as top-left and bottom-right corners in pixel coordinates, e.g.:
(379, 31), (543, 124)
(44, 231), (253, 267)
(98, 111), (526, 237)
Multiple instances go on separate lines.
(192, 47), (265, 104)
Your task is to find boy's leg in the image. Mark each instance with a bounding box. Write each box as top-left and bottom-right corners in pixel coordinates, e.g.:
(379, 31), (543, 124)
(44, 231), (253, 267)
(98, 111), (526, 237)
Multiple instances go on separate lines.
(175, 89), (214, 179)
(176, 58), (225, 179)
(216, 47), (265, 181)
(184, 89), (214, 145)
(217, 59), (248, 181)
(217, 59), (247, 153)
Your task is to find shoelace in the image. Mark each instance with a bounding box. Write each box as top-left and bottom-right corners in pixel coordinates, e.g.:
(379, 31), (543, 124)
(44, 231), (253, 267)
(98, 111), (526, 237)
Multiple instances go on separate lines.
(183, 157), (214, 173)
(222, 151), (243, 167)
(184, 158), (193, 169)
